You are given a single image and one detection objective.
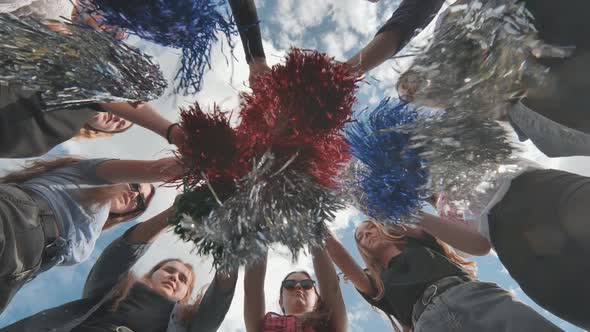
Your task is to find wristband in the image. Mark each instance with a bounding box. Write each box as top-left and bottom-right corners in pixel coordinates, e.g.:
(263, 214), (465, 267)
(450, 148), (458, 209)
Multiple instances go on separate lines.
(166, 123), (180, 144)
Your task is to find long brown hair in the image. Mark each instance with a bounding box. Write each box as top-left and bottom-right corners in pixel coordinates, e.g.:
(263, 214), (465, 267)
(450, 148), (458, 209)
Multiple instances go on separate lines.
(111, 258), (205, 323)
(279, 270), (331, 331)
(0, 157), (152, 230)
(355, 220), (477, 331)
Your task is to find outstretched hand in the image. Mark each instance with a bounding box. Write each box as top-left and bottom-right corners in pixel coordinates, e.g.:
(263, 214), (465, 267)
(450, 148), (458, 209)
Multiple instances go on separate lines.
(248, 57), (271, 87)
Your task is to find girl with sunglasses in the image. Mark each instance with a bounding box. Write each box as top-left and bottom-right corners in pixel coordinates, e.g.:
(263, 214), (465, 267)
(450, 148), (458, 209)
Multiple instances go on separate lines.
(0, 155), (182, 314)
(2, 196), (238, 332)
(244, 248), (347, 332)
(325, 222), (561, 332)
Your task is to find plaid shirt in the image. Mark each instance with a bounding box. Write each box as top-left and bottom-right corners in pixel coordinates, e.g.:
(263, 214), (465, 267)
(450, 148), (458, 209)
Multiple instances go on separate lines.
(263, 312), (317, 332)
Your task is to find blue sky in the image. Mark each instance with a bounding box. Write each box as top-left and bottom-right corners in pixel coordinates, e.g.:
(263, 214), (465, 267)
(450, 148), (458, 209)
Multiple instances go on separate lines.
(0, 0), (587, 331)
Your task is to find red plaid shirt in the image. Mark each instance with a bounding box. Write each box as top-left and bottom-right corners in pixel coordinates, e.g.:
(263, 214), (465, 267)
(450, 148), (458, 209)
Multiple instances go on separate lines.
(263, 312), (317, 332)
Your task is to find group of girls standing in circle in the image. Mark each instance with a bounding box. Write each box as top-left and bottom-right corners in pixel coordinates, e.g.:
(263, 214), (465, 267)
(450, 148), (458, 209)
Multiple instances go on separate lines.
(1, 0), (590, 331)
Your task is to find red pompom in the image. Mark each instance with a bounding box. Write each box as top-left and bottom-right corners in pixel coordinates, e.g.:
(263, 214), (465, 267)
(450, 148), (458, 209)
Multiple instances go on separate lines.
(175, 102), (245, 188)
(236, 48), (360, 185)
(238, 48), (361, 152)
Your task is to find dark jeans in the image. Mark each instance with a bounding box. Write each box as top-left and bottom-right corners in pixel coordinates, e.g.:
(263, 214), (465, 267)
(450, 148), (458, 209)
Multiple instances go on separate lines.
(0, 185), (46, 315)
(414, 281), (561, 332)
(508, 101), (590, 157)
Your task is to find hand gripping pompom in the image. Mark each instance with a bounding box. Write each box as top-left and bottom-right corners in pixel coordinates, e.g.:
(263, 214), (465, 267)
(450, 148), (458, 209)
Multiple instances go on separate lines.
(399, 0), (573, 120)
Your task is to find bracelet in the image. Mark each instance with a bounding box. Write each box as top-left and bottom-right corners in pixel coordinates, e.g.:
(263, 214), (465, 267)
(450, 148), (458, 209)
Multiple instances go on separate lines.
(166, 123), (180, 144)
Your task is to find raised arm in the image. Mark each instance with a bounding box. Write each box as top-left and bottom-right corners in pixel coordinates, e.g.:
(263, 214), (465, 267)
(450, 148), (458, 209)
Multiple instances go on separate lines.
(99, 102), (184, 146)
(324, 229), (374, 296)
(347, 0), (445, 74)
(418, 213), (492, 256)
(228, 0), (270, 82)
(185, 270), (238, 332)
(83, 206), (174, 298)
(243, 253), (267, 332)
(311, 246), (347, 331)
(94, 157), (182, 184)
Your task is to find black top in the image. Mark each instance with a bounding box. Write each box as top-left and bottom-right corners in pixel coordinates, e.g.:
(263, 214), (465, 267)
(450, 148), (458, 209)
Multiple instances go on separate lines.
(0, 83), (102, 158)
(228, 0), (266, 63)
(73, 282), (175, 332)
(357, 235), (469, 327)
(377, 0), (445, 53)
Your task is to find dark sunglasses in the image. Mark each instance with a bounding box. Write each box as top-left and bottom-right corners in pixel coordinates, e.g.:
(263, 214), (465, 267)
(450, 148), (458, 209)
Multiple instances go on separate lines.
(129, 183), (146, 211)
(110, 183), (147, 218)
(281, 279), (315, 290)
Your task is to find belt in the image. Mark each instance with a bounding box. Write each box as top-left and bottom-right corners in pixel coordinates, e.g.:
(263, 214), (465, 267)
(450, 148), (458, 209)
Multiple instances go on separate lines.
(18, 187), (64, 267)
(412, 275), (472, 326)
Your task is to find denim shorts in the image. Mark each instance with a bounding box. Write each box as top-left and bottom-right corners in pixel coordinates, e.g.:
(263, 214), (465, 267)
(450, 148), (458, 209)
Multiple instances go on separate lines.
(0, 185), (46, 314)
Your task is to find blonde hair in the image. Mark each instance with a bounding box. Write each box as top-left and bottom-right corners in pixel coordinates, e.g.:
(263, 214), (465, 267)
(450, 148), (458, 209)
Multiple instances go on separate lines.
(355, 220), (477, 331)
(0, 157), (151, 230)
(111, 258), (205, 323)
(74, 124), (115, 140)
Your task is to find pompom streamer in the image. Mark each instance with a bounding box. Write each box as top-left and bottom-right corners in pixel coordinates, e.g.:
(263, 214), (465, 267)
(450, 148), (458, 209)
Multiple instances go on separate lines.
(237, 48), (360, 186)
(170, 49), (357, 269)
(82, 0), (237, 93)
(344, 98), (522, 222)
(0, 13), (166, 109)
(174, 102), (244, 188)
(399, 0), (573, 120)
(169, 152), (344, 272)
(344, 98), (428, 223)
(404, 111), (521, 213)
(238, 48), (361, 150)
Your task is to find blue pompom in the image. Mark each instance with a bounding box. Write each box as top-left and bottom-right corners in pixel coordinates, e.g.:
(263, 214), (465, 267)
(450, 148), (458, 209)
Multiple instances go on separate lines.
(345, 98), (428, 223)
(87, 0), (237, 93)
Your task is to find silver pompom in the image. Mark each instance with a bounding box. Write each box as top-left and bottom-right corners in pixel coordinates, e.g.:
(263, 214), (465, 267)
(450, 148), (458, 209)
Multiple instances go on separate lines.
(0, 13), (166, 110)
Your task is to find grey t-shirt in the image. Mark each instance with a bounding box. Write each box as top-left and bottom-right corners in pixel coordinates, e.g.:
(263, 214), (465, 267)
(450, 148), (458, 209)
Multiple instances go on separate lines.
(20, 158), (113, 266)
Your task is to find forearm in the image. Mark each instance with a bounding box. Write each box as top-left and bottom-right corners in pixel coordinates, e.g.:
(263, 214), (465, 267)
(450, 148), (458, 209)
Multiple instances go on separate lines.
(324, 230), (373, 295)
(95, 158), (181, 184)
(100, 102), (181, 143)
(244, 255), (267, 332)
(215, 270), (239, 291)
(228, 0), (266, 64)
(312, 247), (348, 331)
(346, 29), (403, 74)
(124, 206), (174, 244)
(419, 213), (491, 255)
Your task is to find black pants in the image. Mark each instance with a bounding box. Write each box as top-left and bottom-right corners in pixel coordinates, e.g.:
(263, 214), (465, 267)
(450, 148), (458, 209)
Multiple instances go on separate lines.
(521, 0), (590, 134)
(489, 169), (590, 329)
(0, 185), (46, 315)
